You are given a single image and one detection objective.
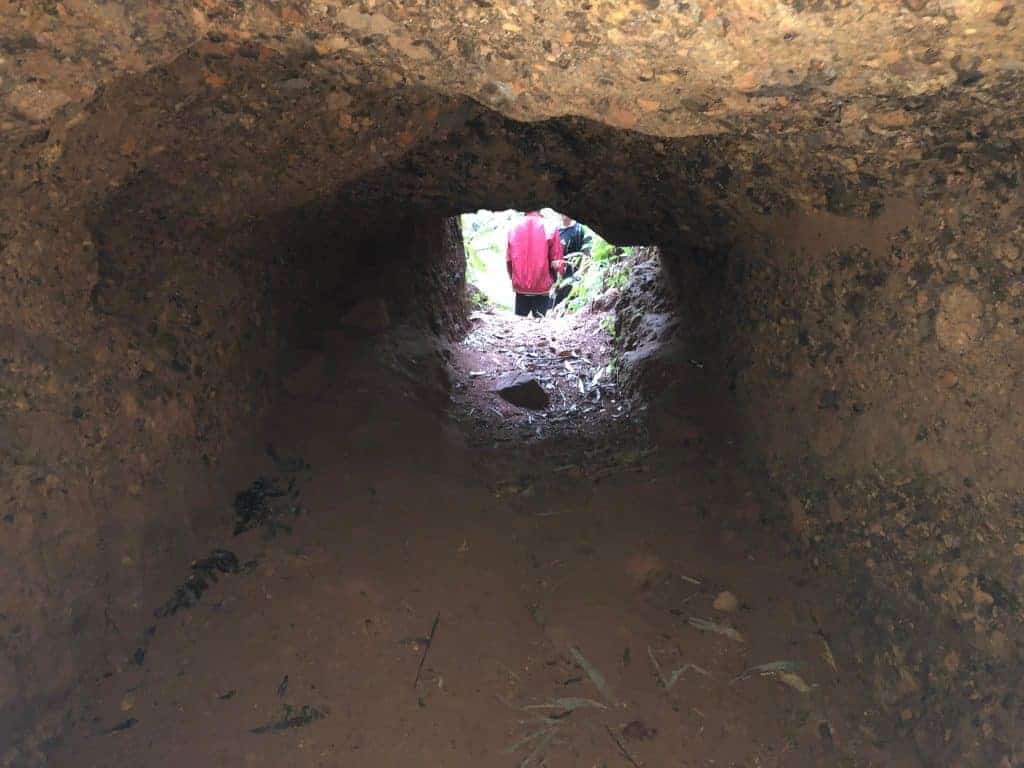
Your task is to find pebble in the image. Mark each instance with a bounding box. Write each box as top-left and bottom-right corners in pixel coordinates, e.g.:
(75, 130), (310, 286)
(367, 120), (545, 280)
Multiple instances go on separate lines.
(713, 590), (738, 612)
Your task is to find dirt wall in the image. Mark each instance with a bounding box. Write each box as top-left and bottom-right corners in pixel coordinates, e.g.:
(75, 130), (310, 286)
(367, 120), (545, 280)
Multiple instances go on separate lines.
(1, 171), (464, 761)
(646, 172), (1024, 763)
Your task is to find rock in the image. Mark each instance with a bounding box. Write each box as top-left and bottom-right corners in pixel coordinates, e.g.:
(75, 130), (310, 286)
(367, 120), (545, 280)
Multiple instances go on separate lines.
(277, 78), (311, 92)
(492, 373), (549, 409)
(7, 84), (72, 121)
(590, 287), (621, 312)
(622, 720), (657, 741)
(713, 590), (739, 612)
(935, 286), (983, 353)
(987, 630), (1014, 663)
(340, 298), (391, 334)
(973, 587), (994, 607)
(789, 497), (810, 543)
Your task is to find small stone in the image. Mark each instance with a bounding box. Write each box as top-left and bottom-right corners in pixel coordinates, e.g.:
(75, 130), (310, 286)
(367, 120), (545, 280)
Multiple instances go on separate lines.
(935, 286), (983, 353)
(622, 719), (657, 741)
(987, 630), (1013, 662)
(605, 106), (638, 129)
(624, 553), (665, 584)
(713, 590), (738, 612)
(590, 287), (621, 312)
(277, 78), (311, 92)
(6, 83), (72, 121)
(789, 497), (809, 541)
(735, 70), (759, 92)
(492, 373), (549, 409)
(120, 692), (136, 712)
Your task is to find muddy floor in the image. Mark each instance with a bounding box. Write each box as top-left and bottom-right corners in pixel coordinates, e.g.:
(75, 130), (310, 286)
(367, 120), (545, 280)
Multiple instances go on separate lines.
(47, 309), (922, 768)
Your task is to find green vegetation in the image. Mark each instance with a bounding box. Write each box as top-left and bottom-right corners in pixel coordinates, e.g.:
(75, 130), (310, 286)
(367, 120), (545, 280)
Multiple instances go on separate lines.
(460, 209), (632, 315)
(561, 234), (632, 314)
(461, 210), (519, 311)
(599, 315), (617, 338)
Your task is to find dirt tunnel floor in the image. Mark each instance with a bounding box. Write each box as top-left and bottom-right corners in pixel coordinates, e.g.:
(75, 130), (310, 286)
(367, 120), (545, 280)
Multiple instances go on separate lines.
(48, 310), (922, 768)
(452, 306), (636, 446)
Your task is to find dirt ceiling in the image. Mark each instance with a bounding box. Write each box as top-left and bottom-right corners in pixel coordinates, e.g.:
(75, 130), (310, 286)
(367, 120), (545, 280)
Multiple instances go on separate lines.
(2, 0), (1021, 140)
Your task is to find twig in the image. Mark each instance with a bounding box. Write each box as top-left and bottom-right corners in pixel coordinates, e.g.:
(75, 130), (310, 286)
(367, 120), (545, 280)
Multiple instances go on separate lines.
(414, 612), (440, 688)
(570, 646), (622, 707)
(687, 617), (744, 643)
(524, 697), (607, 713)
(605, 724), (642, 767)
(647, 646), (710, 690)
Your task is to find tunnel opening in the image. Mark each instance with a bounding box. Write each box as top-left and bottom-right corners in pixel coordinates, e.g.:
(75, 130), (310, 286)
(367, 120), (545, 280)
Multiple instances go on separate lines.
(460, 207), (638, 317)
(452, 206), (658, 451)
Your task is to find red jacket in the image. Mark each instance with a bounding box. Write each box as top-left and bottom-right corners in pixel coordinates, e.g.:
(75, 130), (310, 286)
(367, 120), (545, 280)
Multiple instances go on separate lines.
(506, 213), (564, 295)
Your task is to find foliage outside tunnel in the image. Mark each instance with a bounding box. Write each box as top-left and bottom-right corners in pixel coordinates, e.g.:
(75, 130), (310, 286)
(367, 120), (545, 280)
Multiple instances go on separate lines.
(460, 209), (632, 314)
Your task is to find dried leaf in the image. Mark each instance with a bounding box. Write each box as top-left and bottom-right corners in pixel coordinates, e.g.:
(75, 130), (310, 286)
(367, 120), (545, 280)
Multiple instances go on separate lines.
(777, 671), (814, 693)
(570, 646), (622, 707)
(648, 646), (710, 690)
(524, 697), (607, 712)
(736, 660), (801, 680)
(822, 638), (838, 673)
(688, 617), (744, 643)
(667, 663), (711, 686)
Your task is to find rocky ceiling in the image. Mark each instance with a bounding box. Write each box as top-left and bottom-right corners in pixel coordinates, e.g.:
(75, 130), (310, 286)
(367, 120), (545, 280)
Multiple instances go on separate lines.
(2, 2), (1015, 268)
(1, 0), (1021, 137)
(2, 1), (1020, 255)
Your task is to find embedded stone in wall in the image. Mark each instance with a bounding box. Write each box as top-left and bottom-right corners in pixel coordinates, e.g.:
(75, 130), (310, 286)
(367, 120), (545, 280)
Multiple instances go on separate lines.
(935, 286), (983, 353)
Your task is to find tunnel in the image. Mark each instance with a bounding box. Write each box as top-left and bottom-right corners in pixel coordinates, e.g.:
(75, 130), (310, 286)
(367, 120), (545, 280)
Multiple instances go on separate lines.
(2, 3), (1024, 766)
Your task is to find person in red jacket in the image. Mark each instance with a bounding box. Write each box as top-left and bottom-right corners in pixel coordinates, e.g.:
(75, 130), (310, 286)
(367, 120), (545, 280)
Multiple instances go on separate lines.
(506, 211), (565, 317)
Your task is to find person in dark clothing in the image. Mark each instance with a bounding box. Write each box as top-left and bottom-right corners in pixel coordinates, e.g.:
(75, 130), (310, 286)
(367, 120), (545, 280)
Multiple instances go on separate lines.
(559, 216), (590, 257)
(552, 215), (592, 307)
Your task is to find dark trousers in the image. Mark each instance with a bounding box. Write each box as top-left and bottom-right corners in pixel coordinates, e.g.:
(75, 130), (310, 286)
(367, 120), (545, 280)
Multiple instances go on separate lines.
(514, 293), (550, 317)
(552, 261), (576, 307)
(553, 282), (572, 307)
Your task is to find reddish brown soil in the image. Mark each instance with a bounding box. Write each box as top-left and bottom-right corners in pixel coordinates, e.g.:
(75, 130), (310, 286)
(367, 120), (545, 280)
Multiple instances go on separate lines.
(47, 313), (920, 768)
(451, 307), (634, 448)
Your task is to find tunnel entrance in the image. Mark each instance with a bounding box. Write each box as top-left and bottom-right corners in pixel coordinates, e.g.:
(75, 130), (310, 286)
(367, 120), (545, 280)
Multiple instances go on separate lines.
(460, 208), (633, 317)
(451, 208), (653, 451)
